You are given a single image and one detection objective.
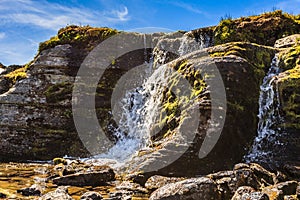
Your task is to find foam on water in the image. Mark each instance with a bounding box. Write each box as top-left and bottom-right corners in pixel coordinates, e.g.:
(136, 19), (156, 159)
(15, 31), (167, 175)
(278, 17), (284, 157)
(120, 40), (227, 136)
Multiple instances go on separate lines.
(245, 55), (285, 163)
(85, 32), (212, 166)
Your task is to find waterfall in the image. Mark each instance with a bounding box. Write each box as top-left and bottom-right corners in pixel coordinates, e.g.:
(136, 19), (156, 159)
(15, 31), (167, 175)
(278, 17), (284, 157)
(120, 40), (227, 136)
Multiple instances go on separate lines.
(245, 55), (285, 165)
(87, 32), (212, 165)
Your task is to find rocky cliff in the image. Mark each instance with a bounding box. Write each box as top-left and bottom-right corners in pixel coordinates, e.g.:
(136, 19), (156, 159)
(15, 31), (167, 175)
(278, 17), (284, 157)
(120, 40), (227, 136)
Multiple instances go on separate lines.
(0, 10), (300, 200)
(0, 11), (299, 178)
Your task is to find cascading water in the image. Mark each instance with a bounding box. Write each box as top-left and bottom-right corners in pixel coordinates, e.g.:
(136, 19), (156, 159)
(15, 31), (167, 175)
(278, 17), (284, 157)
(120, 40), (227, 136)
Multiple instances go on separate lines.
(245, 55), (285, 165)
(88, 32), (212, 165)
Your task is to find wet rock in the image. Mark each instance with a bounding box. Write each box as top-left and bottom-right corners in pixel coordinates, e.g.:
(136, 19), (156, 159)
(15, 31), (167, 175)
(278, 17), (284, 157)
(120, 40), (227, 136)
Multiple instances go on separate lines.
(116, 181), (148, 194)
(145, 175), (186, 191)
(231, 186), (269, 200)
(274, 34), (300, 48)
(283, 164), (300, 179)
(80, 191), (103, 200)
(231, 186), (256, 200)
(17, 184), (42, 196)
(205, 163), (279, 199)
(284, 195), (298, 200)
(149, 177), (221, 200)
(245, 192), (269, 200)
(249, 163), (277, 185)
(109, 190), (133, 200)
(53, 157), (68, 165)
(263, 181), (298, 200)
(297, 183), (300, 198)
(125, 172), (153, 186)
(52, 168), (115, 186)
(39, 186), (73, 200)
(0, 192), (7, 198)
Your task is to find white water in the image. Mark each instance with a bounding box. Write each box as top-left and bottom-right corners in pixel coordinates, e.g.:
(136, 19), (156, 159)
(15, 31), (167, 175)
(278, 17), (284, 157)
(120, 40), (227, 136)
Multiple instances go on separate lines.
(86, 33), (211, 166)
(245, 55), (284, 163)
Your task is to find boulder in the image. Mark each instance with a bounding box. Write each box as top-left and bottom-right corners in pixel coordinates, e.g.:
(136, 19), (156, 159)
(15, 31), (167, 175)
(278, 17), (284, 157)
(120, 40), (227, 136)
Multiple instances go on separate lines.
(262, 181), (298, 200)
(109, 190), (133, 200)
(17, 184), (42, 196)
(80, 191), (103, 200)
(39, 186), (73, 200)
(52, 168), (115, 186)
(231, 186), (269, 200)
(149, 177), (221, 200)
(145, 175), (186, 191)
(0, 192), (7, 198)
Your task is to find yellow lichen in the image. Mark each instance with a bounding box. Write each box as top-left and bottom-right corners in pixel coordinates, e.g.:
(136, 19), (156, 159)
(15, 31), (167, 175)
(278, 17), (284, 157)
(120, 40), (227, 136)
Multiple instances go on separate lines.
(39, 25), (118, 52)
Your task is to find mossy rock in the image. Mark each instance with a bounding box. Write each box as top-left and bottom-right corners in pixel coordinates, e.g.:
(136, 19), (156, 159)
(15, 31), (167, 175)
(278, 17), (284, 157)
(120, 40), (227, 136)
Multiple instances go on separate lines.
(278, 41), (300, 128)
(53, 157), (68, 165)
(150, 60), (208, 141)
(279, 44), (300, 70)
(45, 82), (73, 103)
(214, 10), (300, 46)
(0, 63), (33, 93)
(39, 25), (118, 52)
(208, 42), (277, 83)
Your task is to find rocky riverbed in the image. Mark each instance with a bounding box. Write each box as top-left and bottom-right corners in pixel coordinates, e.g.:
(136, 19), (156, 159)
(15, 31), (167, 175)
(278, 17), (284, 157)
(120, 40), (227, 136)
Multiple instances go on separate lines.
(0, 160), (299, 199)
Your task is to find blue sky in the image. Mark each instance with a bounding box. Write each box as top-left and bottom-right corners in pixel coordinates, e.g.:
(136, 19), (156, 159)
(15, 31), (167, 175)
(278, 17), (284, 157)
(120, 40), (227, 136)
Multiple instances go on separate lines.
(0, 0), (300, 66)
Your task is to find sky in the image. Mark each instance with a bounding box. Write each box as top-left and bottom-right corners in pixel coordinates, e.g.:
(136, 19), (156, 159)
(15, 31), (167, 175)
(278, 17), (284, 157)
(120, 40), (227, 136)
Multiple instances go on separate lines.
(0, 0), (300, 66)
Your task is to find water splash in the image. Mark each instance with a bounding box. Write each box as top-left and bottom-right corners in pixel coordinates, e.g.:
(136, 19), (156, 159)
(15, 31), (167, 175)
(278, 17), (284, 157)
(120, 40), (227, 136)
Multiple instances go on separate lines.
(87, 32), (211, 165)
(245, 55), (285, 164)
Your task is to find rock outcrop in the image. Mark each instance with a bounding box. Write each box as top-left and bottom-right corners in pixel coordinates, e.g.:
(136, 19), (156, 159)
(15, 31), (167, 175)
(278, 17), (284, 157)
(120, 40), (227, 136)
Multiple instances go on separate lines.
(0, 27), (118, 161)
(0, 11), (299, 189)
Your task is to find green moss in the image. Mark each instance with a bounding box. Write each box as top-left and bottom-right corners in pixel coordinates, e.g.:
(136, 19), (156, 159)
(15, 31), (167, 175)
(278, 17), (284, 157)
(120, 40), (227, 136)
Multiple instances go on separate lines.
(163, 100), (179, 116)
(214, 18), (236, 44)
(39, 36), (60, 52)
(53, 157), (68, 165)
(39, 25), (118, 52)
(2, 61), (34, 88)
(227, 101), (245, 111)
(209, 42), (276, 84)
(279, 45), (300, 70)
(4, 66), (27, 84)
(45, 82), (73, 103)
(151, 60), (208, 141)
(278, 64), (300, 127)
(210, 51), (226, 57)
(63, 109), (72, 118)
(214, 10), (300, 46)
(277, 38), (300, 129)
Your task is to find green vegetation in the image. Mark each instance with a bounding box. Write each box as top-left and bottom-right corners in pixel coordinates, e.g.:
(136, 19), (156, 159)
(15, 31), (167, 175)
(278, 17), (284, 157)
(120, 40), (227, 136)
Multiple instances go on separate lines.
(152, 60), (207, 141)
(3, 61), (33, 85)
(278, 70), (300, 128)
(209, 42), (276, 83)
(45, 82), (73, 103)
(279, 45), (300, 70)
(53, 157), (68, 165)
(4, 67), (27, 83)
(214, 10), (300, 46)
(277, 40), (300, 129)
(39, 25), (118, 52)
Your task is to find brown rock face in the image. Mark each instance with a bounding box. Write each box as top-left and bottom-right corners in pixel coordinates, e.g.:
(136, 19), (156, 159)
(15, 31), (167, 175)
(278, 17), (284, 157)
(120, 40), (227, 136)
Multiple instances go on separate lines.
(0, 15), (299, 182)
(0, 27), (277, 179)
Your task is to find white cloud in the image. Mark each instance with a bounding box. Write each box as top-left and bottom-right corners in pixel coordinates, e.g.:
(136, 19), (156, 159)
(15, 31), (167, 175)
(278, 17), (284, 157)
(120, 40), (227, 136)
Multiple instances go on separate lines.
(171, 2), (204, 15)
(0, 0), (130, 30)
(0, 32), (5, 40)
(114, 6), (129, 21)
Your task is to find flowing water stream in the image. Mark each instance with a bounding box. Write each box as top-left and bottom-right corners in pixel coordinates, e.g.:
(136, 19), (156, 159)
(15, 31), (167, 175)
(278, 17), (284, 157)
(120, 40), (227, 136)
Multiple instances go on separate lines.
(245, 55), (285, 165)
(87, 32), (212, 165)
